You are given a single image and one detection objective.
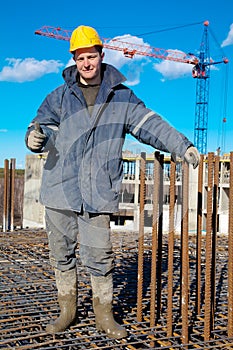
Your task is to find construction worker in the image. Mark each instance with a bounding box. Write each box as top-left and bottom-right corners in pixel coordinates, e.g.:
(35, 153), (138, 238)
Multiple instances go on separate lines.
(25, 25), (200, 339)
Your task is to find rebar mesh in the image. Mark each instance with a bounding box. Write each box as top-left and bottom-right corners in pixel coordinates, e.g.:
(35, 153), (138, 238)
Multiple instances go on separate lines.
(1, 229), (233, 349)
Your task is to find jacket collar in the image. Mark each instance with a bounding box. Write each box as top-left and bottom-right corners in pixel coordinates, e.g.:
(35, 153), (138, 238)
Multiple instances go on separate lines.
(62, 63), (126, 90)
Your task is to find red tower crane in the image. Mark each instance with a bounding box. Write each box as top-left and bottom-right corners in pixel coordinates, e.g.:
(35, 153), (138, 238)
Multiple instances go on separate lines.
(35, 22), (228, 154)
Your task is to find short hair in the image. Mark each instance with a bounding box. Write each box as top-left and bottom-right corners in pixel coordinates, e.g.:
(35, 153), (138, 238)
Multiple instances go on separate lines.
(95, 45), (103, 54)
(72, 45), (103, 59)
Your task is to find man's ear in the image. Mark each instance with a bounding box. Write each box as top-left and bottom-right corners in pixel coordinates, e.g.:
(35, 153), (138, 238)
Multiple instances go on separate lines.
(101, 52), (105, 61)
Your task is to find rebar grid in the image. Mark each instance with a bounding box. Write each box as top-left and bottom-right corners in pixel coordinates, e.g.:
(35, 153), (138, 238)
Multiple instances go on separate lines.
(0, 229), (232, 349)
(1, 153), (233, 349)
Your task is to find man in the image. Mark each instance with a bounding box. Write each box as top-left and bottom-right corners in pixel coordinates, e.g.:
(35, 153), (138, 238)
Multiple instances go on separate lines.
(25, 25), (200, 339)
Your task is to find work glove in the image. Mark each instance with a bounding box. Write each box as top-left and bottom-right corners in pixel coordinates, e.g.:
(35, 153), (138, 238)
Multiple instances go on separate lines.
(27, 122), (46, 151)
(184, 146), (200, 169)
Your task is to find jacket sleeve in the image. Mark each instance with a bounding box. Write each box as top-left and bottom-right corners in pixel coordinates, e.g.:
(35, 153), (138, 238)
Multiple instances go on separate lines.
(25, 86), (63, 153)
(126, 91), (193, 158)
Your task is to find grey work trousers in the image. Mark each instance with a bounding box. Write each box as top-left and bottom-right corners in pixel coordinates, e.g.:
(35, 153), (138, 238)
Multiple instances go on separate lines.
(45, 207), (114, 276)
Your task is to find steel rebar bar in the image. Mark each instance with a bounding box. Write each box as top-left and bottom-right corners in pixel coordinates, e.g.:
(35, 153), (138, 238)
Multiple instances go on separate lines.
(167, 155), (176, 337)
(137, 152), (146, 322)
(150, 151), (160, 328)
(204, 152), (214, 341)
(181, 160), (189, 345)
(228, 152), (233, 337)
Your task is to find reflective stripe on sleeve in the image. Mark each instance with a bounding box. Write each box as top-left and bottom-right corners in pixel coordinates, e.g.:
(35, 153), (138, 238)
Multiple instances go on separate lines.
(132, 111), (154, 135)
(28, 123), (59, 131)
(46, 124), (59, 131)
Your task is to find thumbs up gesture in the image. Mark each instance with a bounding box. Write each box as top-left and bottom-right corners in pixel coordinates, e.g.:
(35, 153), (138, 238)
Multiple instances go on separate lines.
(27, 122), (46, 151)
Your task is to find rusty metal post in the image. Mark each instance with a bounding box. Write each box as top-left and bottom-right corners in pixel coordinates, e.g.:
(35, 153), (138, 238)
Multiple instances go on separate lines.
(156, 154), (164, 321)
(195, 154), (204, 315)
(211, 155), (219, 327)
(10, 158), (16, 231)
(167, 155), (176, 337)
(228, 152), (233, 337)
(181, 160), (189, 345)
(204, 152), (214, 341)
(137, 152), (146, 322)
(150, 152), (160, 328)
(3, 159), (9, 232)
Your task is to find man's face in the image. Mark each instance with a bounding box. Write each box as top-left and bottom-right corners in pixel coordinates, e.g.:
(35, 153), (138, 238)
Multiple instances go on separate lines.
(74, 46), (104, 85)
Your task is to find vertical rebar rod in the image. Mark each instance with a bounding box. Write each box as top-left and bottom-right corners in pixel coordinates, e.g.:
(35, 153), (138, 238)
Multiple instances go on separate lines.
(196, 154), (204, 315)
(211, 155), (219, 327)
(156, 154), (164, 321)
(3, 159), (9, 232)
(204, 152), (214, 341)
(150, 152), (160, 328)
(167, 155), (176, 337)
(137, 152), (146, 322)
(181, 160), (189, 345)
(228, 152), (233, 337)
(10, 158), (16, 231)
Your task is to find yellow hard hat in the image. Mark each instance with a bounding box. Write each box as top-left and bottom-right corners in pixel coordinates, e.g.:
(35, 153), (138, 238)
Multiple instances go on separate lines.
(70, 25), (103, 53)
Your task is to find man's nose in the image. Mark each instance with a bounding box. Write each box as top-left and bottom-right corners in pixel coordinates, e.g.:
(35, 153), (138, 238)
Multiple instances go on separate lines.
(83, 57), (90, 66)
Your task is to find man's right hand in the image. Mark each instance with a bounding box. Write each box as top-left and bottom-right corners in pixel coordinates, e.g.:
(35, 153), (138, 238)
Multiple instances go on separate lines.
(184, 146), (200, 169)
(27, 122), (46, 151)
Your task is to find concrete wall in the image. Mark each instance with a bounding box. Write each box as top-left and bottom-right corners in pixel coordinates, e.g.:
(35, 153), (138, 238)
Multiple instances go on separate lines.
(23, 155), (46, 228)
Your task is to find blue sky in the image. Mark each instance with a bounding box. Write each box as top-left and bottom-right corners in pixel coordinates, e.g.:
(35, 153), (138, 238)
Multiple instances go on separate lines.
(1, 0), (233, 168)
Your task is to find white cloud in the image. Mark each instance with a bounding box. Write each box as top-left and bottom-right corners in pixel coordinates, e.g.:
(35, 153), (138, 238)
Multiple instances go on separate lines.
(154, 60), (192, 80)
(0, 58), (64, 82)
(103, 36), (194, 82)
(66, 57), (75, 68)
(103, 34), (151, 67)
(103, 34), (151, 85)
(221, 23), (233, 47)
(0, 129), (8, 132)
(153, 49), (193, 80)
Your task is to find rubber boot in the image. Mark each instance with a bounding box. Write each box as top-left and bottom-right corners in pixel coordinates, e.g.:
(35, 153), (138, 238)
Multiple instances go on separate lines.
(91, 274), (127, 339)
(46, 268), (77, 333)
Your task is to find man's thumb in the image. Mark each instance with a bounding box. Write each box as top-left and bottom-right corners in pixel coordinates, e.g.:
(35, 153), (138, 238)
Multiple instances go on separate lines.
(34, 121), (43, 133)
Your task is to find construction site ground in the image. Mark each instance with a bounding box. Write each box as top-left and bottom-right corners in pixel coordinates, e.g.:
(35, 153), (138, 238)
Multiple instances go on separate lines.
(1, 229), (233, 349)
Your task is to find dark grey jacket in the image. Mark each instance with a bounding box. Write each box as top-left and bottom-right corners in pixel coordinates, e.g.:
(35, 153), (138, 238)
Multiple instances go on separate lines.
(26, 63), (192, 212)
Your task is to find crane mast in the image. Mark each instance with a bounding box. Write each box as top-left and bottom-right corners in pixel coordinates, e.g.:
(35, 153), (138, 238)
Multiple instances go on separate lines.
(35, 22), (228, 154)
(193, 22), (210, 154)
